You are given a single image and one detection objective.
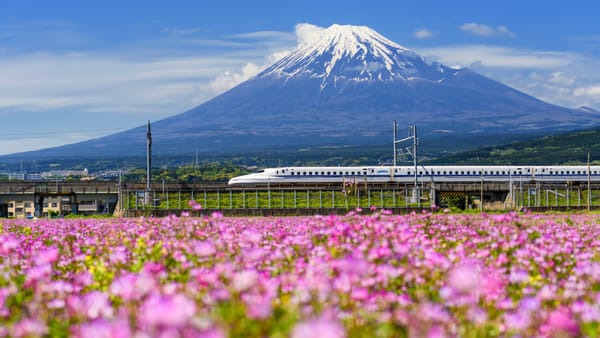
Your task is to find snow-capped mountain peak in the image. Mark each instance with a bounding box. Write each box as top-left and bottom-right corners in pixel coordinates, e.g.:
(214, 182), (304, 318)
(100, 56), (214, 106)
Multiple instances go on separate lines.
(257, 24), (449, 88)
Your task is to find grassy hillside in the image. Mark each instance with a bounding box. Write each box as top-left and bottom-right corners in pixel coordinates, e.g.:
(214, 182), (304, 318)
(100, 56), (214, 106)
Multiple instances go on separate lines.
(428, 127), (600, 165)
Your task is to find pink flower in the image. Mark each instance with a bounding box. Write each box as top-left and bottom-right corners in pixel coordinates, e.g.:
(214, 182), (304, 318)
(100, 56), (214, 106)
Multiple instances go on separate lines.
(67, 292), (113, 319)
(479, 270), (507, 301)
(71, 318), (131, 338)
(504, 311), (531, 332)
(109, 273), (137, 301)
(110, 273), (156, 301)
(11, 319), (48, 338)
(139, 293), (196, 328)
(242, 230), (263, 244)
(540, 307), (580, 337)
(188, 200), (203, 210)
(291, 316), (345, 338)
(0, 234), (19, 254)
(25, 263), (52, 286)
(194, 241), (216, 257)
(447, 263), (480, 294)
(142, 262), (166, 276)
(509, 269), (529, 284)
(83, 291), (114, 319)
(34, 246), (60, 265)
(196, 327), (226, 338)
(232, 270), (258, 292)
(242, 293), (273, 319)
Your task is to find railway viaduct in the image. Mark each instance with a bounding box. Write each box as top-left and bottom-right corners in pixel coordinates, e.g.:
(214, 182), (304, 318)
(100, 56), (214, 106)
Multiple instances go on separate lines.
(0, 180), (594, 218)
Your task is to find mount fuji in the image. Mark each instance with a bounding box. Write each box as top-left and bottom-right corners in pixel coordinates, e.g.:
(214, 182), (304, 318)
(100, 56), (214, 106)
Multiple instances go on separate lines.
(4, 24), (600, 162)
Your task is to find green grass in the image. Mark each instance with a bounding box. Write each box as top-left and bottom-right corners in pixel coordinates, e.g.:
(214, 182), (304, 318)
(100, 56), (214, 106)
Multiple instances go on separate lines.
(123, 188), (431, 210)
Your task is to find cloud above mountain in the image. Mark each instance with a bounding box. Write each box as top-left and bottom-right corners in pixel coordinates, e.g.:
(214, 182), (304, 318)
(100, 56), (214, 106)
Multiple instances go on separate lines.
(414, 29), (433, 39)
(460, 23), (516, 37)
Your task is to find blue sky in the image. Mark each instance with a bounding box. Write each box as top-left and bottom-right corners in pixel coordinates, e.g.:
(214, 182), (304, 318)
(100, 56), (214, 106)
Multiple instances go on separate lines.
(0, 0), (599, 155)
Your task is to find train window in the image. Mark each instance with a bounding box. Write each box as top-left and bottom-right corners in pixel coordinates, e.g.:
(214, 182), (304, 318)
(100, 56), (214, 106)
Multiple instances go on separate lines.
(321, 172), (324, 175)
(419, 171), (423, 175)
(327, 172), (331, 175)
(496, 171), (500, 175)
(443, 171), (446, 175)
(578, 171), (581, 174)
(502, 171), (505, 175)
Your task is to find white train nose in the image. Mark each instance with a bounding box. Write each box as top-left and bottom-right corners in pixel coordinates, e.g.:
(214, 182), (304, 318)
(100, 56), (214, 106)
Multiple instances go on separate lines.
(228, 177), (241, 185)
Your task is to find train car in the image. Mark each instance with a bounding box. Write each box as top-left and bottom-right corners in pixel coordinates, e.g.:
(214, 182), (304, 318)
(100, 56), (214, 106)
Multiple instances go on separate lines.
(228, 165), (600, 186)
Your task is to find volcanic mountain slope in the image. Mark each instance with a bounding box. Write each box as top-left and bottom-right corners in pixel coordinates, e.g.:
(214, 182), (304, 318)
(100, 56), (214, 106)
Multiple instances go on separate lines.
(3, 24), (599, 161)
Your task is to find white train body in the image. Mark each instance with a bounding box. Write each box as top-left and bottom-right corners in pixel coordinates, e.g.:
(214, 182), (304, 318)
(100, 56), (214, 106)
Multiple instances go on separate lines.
(228, 165), (600, 185)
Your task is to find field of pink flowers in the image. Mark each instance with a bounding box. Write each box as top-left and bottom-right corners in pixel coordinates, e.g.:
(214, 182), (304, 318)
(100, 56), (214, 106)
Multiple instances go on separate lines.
(1, 209), (600, 337)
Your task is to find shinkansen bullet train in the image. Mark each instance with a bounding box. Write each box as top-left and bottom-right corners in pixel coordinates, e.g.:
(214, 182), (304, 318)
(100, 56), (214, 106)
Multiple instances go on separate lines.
(228, 165), (600, 186)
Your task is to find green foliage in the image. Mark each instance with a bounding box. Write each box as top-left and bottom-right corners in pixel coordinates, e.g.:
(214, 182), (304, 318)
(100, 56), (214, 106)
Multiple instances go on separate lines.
(431, 127), (600, 165)
(123, 164), (250, 183)
(441, 195), (468, 210)
(124, 188), (429, 210)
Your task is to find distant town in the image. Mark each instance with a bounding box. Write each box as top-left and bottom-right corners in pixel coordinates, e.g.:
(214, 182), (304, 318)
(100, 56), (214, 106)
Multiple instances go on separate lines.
(0, 168), (123, 181)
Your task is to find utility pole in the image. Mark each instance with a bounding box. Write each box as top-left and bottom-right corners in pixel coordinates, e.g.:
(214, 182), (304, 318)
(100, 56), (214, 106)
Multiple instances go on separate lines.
(146, 121), (152, 207)
(393, 122), (419, 206)
(393, 121), (397, 167)
(588, 152), (591, 212)
(412, 125), (418, 207)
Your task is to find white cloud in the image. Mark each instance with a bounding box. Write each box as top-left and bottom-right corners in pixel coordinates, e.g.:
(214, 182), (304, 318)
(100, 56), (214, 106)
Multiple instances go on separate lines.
(209, 62), (263, 93)
(0, 133), (104, 156)
(0, 52), (231, 115)
(460, 23), (516, 37)
(0, 25), (299, 154)
(419, 45), (571, 69)
(229, 30), (295, 41)
(549, 71), (576, 86)
(206, 24), (317, 94)
(414, 29), (433, 39)
(416, 43), (600, 110)
(574, 85), (600, 97)
(163, 27), (201, 36)
(294, 23), (325, 45)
